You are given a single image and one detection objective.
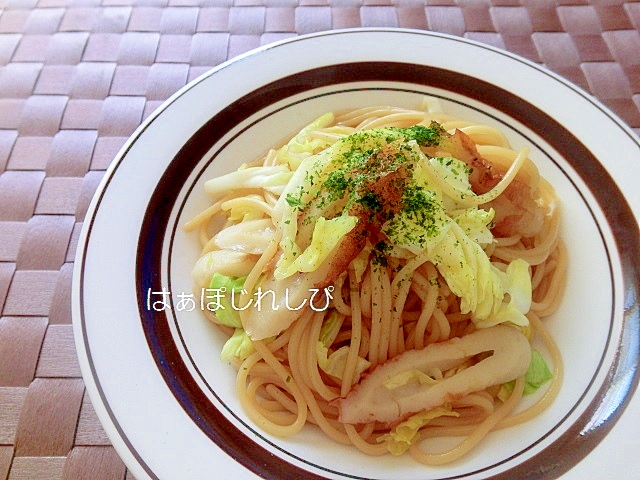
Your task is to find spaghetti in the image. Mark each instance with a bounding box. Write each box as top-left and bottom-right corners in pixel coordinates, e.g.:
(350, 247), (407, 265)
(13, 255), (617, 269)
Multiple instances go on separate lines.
(185, 99), (566, 465)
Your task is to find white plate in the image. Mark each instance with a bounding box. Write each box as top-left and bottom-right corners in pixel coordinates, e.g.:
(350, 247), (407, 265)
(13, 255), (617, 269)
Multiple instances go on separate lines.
(72, 29), (640, 480)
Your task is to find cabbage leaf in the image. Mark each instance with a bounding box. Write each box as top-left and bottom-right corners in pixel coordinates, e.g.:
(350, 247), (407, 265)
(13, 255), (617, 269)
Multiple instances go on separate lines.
(276, 112), (336, 170)
(278, 215), (358, 278)
(205, 165), (292, 196)
(379, 406), (459, 455)
(498, 349), (553, 400)
(271, 122), (532, 329)
(316, 312), (370, 381)
(222, 194), (267, 222)
(208, 272), (246, 328)
(220, 328), (254, 362)
(426, 222), (531, 328)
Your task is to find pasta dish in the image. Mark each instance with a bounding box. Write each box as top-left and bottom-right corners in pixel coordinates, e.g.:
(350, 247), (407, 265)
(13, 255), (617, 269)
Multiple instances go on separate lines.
(184, 99), (566, 465)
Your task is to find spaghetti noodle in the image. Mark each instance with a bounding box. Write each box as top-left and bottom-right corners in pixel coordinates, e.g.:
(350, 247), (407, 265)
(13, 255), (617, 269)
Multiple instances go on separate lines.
(185, 99), (566, 465)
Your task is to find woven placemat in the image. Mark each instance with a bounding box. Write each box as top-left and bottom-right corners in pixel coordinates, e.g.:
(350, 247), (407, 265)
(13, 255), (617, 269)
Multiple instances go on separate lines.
(0, 1), (639, 478)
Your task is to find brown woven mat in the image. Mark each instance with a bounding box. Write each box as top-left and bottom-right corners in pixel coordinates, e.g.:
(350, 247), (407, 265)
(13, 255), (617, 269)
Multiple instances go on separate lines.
(0, 1), (639, 478)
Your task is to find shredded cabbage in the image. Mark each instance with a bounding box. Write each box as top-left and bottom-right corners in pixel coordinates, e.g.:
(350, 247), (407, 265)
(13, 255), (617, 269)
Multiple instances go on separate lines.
(276, 112), (335, 170)
(220, 328), (254, 362)
(279, 215), (358, 278)
(498, 349), (553, 400)
(379, 141), (531, 328)
(316, 312), (370, 381)
(452, 207), (495, 246)
(425, 223), (531, 327)
(206, 273), (256, 362)
(272, 148), (337, 279)
(192, 250), (254, 286)
(383, 369), (440, 390)
(270, 122), (532, 328)
(273, 127), (424, 280)
(205, 165), (292, 196)
(208, 273), (246, 328)
(222, 194), (266, 222)
(379, 406), (460, 455)
(523, 350), (553, 394)
(486, 258), (532, 327)
(429, 156), (472, 193)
